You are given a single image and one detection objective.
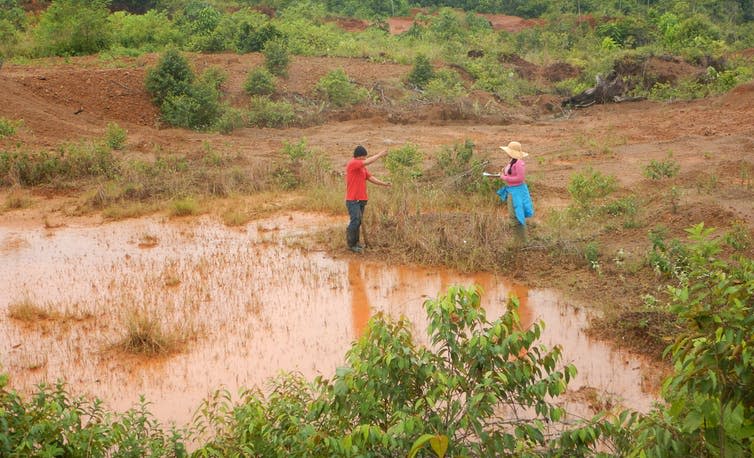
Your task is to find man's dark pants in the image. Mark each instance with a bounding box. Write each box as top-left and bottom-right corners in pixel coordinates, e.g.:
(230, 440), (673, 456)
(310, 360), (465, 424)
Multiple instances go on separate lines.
(346, 200), (367, 247)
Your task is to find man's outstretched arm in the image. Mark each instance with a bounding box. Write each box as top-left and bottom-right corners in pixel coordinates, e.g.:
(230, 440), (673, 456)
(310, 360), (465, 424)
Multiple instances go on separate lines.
(363, 150), (388, 166)
(367, 176), (391, 187)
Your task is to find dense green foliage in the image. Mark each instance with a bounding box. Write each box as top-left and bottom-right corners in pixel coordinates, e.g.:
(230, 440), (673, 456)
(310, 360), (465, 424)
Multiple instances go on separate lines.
(34, 0), (113, 56)
(0, 144), (119, 186)
(314, 68), (368, 106)
(145, 48), (195, 105)
(0, 375), (186, 457)
(629, 224), (754, 456)
(407, 54), (435, 89)
(262, 39), (290, 77)
(243, 66), (277, 96)
(2, 0), (752, 116)
(145, 49), (224, 130)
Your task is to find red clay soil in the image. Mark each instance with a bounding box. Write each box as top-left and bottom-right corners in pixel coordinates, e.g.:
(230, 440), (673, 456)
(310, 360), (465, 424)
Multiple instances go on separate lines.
(327, 17), (370, 32)
(479, 13), (545, 33)
(387, 16), (416, 35)
(383, 9), (545, 35)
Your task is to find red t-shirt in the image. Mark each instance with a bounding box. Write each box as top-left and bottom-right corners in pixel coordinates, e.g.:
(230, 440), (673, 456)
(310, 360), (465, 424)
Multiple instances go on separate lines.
(345, 158), (372, 200)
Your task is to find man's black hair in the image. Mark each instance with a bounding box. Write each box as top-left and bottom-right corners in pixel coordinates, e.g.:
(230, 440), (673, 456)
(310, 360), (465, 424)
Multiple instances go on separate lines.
(353, 145), (368, 157)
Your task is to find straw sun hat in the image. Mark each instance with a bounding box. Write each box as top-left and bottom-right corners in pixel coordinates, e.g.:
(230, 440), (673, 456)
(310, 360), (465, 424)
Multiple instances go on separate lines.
(500, 141), (529, 159)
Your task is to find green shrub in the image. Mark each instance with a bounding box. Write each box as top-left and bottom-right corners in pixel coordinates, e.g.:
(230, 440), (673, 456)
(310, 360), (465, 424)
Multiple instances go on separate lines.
(247, 96), (295, 128)
(567, 167), (617, 207)
(584, 240), (600, 268)
(423, 68), (466, 102)
(0, 0), (25, 30)
(105, 122), (127, 150)
(314, 68), (367, 107)
(198, 65), (227, 91)
(144, 49), (194, 106)
(272, 139), (331, 189)
(160, 82), (222, 131)
(602, 195), (638, 217)
(33, 0), (112, 56)
(644, 153), (680, 180)
(263, 39), (290, 77)
(434, 140), (493, 194)
(0, 375), (187, 456)
(187, 12), (239, 53)
(466, 54), (538, 103)
(108, 10), (181, 51)
(631, 224), (754, 456)
(385, 143), (423, 180)
(647, 225), (688, 278)
(243, 67), (277, 96)
(236, 20), (281, 53)
(176, 1), (225, 52)
(0, 144), (118, 186)
(407, 54), (434, 89)
(170, 197), (199, 216)
(724, 220), (752, 252)
(214, 107), (246, 134)
(193, 286), (600, 456)
(0, 117), (20, 138)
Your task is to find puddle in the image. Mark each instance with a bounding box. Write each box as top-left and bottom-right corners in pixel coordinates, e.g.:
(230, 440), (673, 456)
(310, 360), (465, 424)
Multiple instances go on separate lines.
(0, 213), (657, 425)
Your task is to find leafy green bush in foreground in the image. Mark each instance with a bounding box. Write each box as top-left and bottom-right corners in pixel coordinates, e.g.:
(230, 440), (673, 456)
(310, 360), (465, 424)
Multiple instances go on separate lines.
(0, 375), (186, 457)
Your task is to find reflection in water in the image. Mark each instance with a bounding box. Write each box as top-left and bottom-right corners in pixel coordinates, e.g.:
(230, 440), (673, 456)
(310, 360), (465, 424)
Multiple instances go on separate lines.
(0, 214), (656, 426)
(348, 260), (370, 338)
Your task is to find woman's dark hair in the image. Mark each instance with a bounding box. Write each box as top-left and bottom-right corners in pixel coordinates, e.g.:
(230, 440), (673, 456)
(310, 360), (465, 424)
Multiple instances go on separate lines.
(353, 145), (368, 157)
(505, 158), (517, 175)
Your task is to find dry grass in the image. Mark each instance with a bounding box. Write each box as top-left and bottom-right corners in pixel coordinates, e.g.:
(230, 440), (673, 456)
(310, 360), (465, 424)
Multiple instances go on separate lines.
(170, 197), (200, 217)
(5, 190), (31, 210)
(8, 299), (53, 321)
(222, 207), (252, 227)
(116, 311), (187, 356)
(138, 233), (159, 248)
(102, 202), (160, 220)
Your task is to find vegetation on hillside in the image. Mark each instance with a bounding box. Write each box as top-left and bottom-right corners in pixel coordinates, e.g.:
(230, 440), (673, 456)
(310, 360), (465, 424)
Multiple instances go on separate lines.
(1, 0), (753, 132)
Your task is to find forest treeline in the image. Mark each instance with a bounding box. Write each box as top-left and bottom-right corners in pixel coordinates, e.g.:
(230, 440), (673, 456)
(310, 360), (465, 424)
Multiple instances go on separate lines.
(3, 0), (754, 74)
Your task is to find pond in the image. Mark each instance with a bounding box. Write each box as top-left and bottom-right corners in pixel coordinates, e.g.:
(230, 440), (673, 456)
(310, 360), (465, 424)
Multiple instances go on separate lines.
(0, 212), (657, 425)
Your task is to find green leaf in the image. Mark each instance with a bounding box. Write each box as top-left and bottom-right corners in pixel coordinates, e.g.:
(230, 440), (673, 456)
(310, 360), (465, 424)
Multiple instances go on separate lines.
(429, 435), (449, 457)
(408, 434), (435, 458)
(682, 409), (703, 432)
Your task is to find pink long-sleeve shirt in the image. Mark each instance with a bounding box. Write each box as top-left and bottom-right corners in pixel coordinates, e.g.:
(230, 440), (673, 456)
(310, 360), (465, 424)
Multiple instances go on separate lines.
(501, 160), (526, 186)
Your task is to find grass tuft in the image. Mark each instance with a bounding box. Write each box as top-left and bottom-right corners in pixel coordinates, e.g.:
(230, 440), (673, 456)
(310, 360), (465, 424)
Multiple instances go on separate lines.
(170, 197), (200, 216)
(117, 312), (184, 356)
(8, 299), (53, 321)
(5, 190), (31, 210)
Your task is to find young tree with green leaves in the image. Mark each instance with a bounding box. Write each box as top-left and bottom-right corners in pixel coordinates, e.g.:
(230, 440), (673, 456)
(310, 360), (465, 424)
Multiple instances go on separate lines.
(630, 223), (754, 457)
(34, 0), (113, 56)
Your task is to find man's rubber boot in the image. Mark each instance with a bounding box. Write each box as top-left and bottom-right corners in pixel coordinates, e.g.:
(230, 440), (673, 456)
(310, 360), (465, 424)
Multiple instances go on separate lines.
(347, 227), (360, 251)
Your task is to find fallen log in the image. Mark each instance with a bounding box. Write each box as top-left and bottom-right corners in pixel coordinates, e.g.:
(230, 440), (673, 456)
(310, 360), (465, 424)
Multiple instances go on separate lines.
(561, 71), (644, 108)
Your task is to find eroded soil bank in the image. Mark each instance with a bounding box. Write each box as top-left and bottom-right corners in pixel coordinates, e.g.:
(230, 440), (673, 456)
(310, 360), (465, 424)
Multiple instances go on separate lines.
(1, 212), (656, 425)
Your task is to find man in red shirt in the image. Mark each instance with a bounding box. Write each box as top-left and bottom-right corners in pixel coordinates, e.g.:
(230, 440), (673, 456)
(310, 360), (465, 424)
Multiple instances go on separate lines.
(345, 145), (391, 253)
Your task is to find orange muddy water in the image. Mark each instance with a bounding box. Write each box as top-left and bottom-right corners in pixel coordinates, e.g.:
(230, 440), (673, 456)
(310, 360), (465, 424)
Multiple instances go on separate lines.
(1, 213), (656, 425)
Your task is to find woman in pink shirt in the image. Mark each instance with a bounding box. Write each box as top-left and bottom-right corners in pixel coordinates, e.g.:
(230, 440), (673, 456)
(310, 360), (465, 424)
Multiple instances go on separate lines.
(500, 141), (526, 186)
(496, 141), (534, 240)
